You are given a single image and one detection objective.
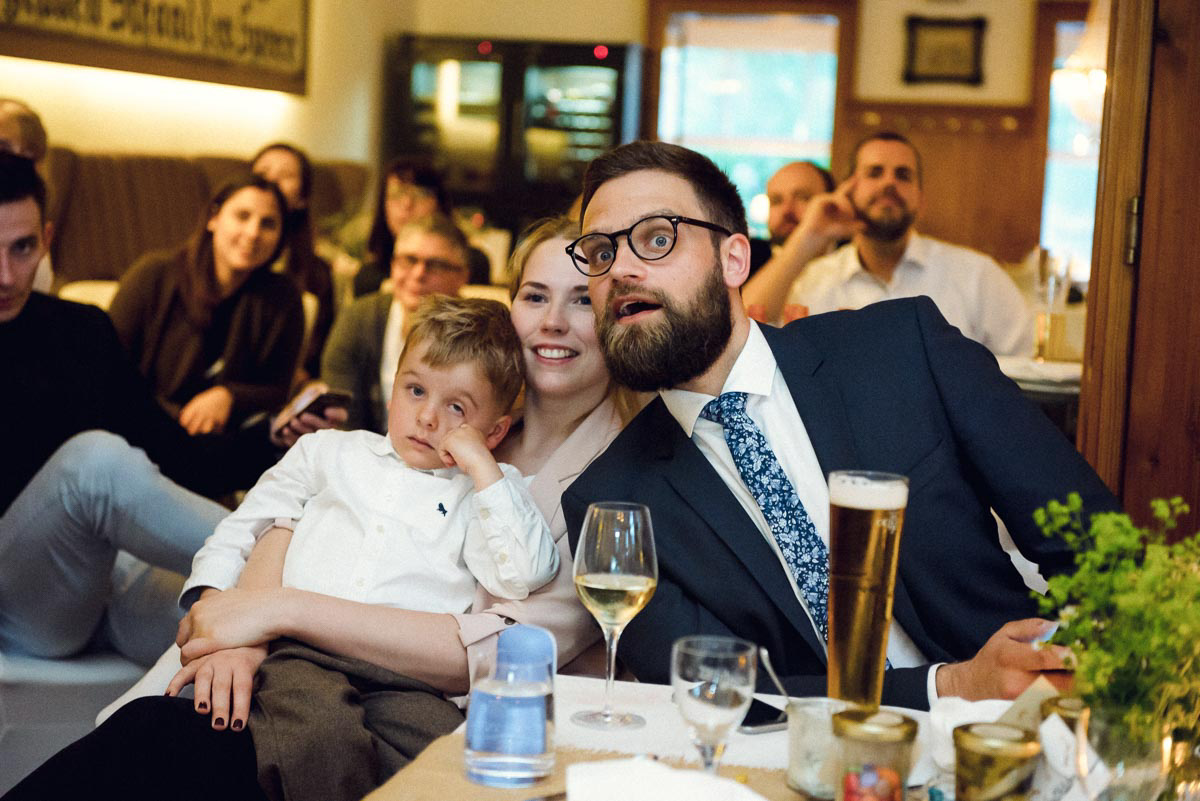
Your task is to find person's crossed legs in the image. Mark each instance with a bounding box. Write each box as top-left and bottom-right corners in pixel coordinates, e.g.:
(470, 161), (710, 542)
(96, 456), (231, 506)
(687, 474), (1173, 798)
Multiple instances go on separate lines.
(0, 431), (228, 664)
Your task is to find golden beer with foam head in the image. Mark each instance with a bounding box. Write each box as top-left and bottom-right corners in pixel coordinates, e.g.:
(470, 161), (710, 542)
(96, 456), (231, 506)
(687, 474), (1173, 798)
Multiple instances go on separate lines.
(826, 470), (908, 708)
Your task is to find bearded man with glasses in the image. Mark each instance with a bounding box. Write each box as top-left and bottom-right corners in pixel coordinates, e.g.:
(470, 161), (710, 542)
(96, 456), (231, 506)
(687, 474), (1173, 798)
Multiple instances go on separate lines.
(561, 140), (1119, 710)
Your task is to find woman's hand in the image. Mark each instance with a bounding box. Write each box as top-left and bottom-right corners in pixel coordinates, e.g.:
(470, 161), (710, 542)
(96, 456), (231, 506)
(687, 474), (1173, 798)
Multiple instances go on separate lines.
(177, 587), (289, 662)
(166, 645), (268, 732)
(179, 385), (235, 435)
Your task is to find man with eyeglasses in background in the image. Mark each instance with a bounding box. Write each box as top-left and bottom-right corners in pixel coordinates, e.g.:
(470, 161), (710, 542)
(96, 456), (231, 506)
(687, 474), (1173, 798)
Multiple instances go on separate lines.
(322, 213), (472, 434)
(560, 140), (1119, 709)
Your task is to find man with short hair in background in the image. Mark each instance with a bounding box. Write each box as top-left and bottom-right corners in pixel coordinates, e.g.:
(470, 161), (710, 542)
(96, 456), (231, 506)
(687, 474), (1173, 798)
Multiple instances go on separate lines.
(744, 159), (837, 315)
(322, 213), (472, 434)
(0, 97), (54, 292)
(0, 153), (341, 666)
(766, 160), (835, 246)
(743, 132), (1031, 357)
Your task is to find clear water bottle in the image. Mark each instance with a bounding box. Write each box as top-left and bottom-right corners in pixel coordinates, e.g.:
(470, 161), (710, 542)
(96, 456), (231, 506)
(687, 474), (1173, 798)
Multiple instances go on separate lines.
(463, 624), (556, 787)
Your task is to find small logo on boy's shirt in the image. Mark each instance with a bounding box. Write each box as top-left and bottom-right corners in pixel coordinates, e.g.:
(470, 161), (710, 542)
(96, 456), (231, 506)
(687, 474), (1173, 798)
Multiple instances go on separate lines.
(436, 502), (448, 517)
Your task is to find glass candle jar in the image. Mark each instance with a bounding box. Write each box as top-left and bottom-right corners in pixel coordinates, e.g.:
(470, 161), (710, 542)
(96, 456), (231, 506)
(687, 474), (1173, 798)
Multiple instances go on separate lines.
(833, 708), (918, 801)
(953, 722), (1042, 801)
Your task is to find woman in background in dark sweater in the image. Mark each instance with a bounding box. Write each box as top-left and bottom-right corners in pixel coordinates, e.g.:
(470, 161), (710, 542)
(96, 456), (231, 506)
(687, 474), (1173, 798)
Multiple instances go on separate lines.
(109, 173), (303, 436)
(250, 142), (335, 384)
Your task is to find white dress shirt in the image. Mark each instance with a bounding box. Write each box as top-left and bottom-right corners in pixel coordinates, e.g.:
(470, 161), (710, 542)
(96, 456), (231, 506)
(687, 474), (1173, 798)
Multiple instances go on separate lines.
(786, 232), (1033, 357)
(660, 322), (939, 705)
(379, 299), (407, 409)
(182, 429), (559, 612)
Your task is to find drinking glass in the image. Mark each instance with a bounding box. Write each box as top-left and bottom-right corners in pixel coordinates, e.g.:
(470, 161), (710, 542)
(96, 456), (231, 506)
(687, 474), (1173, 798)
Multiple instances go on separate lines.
(827, 470), (908, 709)
(671, 635), (757, 774)
(571, 502), (658, 729)
(1034, 248), (1071, 362)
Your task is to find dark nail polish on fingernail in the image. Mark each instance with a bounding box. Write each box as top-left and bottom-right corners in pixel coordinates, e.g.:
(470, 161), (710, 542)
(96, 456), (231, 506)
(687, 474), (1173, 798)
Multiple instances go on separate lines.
(197, 702), (208, 712)
(232, 720), (243, 730)
(214, 717), (225, 727)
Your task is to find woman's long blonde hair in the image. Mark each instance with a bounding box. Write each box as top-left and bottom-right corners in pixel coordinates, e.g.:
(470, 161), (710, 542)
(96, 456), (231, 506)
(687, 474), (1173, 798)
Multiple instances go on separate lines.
(506, 215), (646, 424)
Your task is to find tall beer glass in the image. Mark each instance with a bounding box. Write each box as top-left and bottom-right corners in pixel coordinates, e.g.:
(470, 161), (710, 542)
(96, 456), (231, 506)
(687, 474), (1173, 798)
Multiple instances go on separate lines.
(826, 470), (908, 708)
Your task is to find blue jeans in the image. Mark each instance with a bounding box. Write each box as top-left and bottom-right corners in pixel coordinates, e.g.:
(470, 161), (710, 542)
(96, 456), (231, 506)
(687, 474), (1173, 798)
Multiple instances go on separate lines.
(0, 431), (228, 665)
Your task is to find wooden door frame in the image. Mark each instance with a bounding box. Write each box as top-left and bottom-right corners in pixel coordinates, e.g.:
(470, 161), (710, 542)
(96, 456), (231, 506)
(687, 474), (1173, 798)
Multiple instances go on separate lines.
(1076, 0), (1156, 494)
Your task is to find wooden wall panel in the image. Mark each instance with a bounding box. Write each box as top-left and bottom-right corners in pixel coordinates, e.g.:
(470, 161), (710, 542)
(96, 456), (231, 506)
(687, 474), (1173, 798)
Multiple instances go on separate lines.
(835, 2), (1081, 265)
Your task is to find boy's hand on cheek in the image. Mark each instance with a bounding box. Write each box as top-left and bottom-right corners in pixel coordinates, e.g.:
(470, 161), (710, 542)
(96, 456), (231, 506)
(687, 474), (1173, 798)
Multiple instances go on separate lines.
(438, 424), (504, 490)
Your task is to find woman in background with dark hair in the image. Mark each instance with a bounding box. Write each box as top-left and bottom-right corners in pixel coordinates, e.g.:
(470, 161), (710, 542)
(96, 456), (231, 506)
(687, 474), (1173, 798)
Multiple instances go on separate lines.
(353, 157), (490, 295)
(250, 142), (335, 382)
(109, 173), (304, 436)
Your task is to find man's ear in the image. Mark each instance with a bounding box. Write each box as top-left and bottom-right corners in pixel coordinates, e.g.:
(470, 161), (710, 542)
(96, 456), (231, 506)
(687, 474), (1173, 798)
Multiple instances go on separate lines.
(484, 414), (512, 450)
(722, 233), (752, 289)
(42, 219), (54, 249)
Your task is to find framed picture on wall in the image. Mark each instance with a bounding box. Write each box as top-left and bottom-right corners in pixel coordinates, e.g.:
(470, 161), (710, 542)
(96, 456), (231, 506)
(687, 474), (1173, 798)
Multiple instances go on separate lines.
(903, 16), (987, 85)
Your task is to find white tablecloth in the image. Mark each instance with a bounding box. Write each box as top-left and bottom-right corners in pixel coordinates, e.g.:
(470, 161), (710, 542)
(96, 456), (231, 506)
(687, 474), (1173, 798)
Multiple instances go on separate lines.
(547, 674), (935, 784)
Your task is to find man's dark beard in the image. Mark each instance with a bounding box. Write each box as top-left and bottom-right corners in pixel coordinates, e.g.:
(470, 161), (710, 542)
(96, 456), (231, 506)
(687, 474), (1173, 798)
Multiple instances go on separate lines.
(595, 261), (732, 392)
(864, 211), (913, 242)
(859, 189), (914, 243)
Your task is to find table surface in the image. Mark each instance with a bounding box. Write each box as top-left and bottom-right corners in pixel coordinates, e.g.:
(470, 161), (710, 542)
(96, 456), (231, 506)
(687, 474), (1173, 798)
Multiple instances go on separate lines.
(364, 675), (933, 801)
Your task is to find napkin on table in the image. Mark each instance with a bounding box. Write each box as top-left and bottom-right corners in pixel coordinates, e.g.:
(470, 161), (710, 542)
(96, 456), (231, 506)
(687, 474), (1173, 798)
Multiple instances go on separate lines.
(566, 757), (767, 801)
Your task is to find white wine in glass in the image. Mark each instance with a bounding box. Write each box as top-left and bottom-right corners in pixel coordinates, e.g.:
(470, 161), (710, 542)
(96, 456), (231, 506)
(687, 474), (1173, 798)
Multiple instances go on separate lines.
(572, 502), (658, 729)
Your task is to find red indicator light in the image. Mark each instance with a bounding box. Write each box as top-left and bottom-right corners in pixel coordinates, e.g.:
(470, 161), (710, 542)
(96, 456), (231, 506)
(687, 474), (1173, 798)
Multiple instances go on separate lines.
(593, 45), (609, 59)
(478, 40), (493, 55)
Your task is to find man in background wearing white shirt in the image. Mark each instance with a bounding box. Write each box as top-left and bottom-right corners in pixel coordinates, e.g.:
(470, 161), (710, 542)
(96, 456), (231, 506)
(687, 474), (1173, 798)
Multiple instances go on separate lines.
(742, 132), (1032, 357)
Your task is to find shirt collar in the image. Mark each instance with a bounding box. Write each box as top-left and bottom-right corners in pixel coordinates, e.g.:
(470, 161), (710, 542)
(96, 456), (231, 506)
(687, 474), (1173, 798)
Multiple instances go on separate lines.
(661, 321), (778, 437)
(844, 230), (927, 284)
(365, 431), (459, 478)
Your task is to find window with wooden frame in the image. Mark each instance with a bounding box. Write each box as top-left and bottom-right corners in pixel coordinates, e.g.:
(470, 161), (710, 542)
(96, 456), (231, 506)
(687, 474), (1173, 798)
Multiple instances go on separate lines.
(646, 1), (855, 240)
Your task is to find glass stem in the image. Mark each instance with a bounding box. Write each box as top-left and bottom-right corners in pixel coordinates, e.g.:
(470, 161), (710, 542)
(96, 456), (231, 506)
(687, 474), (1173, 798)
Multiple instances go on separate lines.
(697, 742), (725, 774)
(601, 623), (623, 721)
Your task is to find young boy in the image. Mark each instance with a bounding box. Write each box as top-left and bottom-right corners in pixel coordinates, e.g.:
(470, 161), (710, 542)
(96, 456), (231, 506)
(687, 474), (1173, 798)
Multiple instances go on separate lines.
(145, 295), (557, 801)
(181, 293), (557, 615)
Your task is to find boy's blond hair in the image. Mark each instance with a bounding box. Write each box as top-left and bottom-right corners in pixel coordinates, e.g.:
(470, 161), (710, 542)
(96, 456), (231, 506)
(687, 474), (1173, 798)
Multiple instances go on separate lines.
(399, 294), (524, 413)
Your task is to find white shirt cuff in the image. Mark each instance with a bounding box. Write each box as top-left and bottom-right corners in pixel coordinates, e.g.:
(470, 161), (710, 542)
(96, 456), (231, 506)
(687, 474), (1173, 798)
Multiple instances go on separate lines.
(927, 663), (945, 708)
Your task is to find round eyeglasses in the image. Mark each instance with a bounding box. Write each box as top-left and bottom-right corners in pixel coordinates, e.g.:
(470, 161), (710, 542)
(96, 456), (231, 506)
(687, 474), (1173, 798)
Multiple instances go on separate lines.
(565, 215), (733, 277)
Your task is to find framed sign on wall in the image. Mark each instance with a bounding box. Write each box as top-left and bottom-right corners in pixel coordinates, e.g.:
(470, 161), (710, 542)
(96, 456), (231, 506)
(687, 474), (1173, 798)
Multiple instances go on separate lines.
(0, 0), (308, 94)
(903, 15), (987, 86)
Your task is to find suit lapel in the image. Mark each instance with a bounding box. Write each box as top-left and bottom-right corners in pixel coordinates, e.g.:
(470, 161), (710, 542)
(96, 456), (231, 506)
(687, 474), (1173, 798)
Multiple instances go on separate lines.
(370, 292), (391, 366)
(761, 323), (860, 476)
(760, 323), (928, 663)
(646, 400), (827, 663)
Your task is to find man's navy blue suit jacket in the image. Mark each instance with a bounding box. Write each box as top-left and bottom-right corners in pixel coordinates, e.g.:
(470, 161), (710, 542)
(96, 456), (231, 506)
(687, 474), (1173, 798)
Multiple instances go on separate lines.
(563, 296), (1118, 710)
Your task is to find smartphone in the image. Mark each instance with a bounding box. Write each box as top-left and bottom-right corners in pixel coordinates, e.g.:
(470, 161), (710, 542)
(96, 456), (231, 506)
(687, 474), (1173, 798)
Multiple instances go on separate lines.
(300, 391), (352, 418)
(737, 697), (787, 735)
(273, 386), (352, 434)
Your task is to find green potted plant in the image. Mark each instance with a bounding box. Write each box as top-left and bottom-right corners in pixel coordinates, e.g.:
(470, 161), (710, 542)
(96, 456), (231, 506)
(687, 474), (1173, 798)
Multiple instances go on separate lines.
(1034, 494), (1200, 799)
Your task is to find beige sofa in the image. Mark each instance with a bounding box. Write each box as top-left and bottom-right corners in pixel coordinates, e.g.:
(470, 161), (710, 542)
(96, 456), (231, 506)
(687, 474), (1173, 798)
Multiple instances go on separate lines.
(42, 146), (369, 287)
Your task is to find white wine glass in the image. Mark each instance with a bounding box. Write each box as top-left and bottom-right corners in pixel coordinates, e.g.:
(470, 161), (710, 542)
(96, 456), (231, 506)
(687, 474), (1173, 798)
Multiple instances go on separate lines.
(671, 635), (757, 774)
(572, 501), (658, 729)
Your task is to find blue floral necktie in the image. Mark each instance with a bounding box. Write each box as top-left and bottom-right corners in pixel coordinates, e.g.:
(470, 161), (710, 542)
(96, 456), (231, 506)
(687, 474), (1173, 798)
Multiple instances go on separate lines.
(700, 391), (830, 642)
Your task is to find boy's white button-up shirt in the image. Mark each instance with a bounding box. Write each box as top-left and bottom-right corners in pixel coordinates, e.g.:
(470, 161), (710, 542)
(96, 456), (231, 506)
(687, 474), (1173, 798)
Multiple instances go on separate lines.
(182, 429), (558, 611)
